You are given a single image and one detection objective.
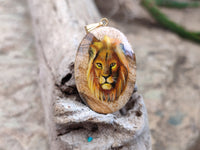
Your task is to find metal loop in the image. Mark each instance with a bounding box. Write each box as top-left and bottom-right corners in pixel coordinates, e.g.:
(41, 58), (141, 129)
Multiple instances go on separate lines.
(100, 18), (109, 26)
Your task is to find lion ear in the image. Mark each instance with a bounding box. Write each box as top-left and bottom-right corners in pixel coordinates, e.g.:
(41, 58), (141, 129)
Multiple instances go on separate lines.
(119, 43), (126, 54)
(88, 36), (100, 60)
(116, 43), (129, 70)
(89, 46), (97, 60)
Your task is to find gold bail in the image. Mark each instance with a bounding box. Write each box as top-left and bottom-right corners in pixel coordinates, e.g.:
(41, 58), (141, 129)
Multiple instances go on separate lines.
(85, 18), (109, 33)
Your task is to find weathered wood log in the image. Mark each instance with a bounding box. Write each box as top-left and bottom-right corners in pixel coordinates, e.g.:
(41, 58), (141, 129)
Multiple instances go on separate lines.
(28, 0), (151, 149)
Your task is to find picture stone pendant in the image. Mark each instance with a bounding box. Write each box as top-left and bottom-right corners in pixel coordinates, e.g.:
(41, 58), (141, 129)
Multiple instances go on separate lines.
(75, 18), (136, 114)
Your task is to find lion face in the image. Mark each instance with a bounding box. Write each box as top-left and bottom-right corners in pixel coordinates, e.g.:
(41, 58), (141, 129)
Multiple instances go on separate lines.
(93, 49), (119, 90)
(87, 36), (129, 102)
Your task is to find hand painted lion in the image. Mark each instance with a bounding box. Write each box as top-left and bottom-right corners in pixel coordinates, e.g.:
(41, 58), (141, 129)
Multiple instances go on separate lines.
(87, 35), (129, 102)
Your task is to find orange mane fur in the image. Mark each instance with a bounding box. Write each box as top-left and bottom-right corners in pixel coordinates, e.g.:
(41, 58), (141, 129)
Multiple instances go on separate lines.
(87, 36), (129, 102)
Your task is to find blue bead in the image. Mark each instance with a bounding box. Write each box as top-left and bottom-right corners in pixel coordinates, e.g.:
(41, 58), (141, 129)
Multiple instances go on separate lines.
(87, 136), (93, 142)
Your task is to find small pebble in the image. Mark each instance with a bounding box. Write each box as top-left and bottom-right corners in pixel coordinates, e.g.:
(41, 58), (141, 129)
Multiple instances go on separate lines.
(87, 136), (93, 142)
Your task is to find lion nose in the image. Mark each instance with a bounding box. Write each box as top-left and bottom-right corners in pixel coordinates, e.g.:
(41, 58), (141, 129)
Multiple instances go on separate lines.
(103, 75), (109, 80)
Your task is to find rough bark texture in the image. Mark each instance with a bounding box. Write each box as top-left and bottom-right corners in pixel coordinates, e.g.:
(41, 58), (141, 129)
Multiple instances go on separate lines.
(0, 0), (48, 149)
(28, 0), (151, 149)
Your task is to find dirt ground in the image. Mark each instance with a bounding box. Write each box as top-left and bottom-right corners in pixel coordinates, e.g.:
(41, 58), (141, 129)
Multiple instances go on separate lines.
(0, 0), (200, 150)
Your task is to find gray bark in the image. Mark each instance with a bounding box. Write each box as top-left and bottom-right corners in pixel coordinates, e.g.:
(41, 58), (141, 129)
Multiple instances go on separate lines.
(28, 0), (151, 149)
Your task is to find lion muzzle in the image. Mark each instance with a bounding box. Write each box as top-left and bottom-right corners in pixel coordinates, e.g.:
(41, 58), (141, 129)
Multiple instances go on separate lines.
(102, 83), (112, 90)
(100, 76), (114, 90)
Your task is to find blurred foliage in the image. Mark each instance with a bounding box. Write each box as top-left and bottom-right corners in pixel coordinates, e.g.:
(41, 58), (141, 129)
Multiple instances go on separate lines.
(141, 0), (200, 43)
(155, 0), (200, 8)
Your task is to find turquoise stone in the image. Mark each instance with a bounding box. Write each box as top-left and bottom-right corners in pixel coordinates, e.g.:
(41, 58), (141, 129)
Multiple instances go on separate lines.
(87, 136), (93, 142)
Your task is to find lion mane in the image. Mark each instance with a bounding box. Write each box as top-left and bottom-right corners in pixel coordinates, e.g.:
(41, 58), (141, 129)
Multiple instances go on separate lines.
(87, 35), (129, 102)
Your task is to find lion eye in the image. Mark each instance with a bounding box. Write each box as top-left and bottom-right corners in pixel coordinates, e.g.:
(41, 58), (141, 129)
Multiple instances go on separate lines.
(110, 63), (116, 68)
(96, 63), (102, 69)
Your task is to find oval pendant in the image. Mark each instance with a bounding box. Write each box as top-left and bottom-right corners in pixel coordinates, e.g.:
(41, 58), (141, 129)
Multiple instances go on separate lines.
(75, 21), (136, 114)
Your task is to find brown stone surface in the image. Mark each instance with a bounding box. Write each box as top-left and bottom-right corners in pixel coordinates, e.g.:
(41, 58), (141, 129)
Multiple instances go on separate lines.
(0, 0), (48, 150)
